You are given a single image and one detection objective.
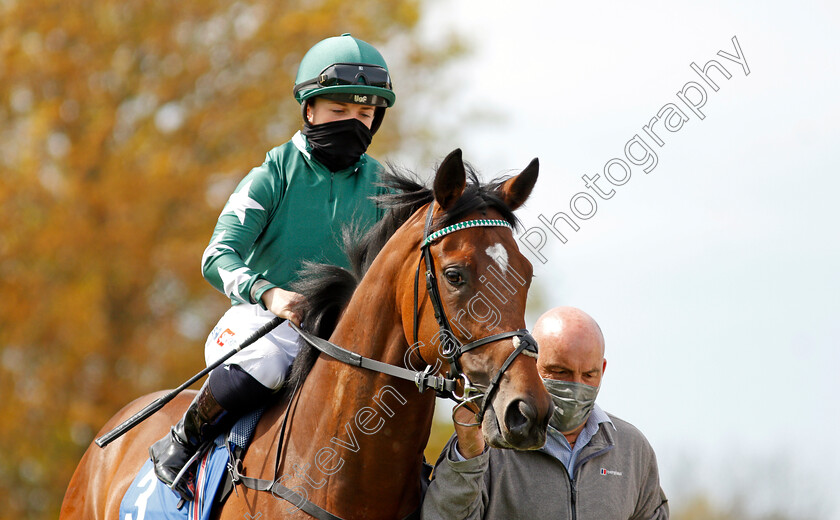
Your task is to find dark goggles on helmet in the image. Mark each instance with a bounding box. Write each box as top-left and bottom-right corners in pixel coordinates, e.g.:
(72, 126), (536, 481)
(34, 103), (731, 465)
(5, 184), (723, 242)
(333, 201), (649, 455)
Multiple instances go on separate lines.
(295, 63), (393, 93)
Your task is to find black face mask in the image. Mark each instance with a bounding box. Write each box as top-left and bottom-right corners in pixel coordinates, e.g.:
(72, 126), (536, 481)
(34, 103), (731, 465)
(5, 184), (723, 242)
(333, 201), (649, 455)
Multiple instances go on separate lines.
(302, 118), (373, 172)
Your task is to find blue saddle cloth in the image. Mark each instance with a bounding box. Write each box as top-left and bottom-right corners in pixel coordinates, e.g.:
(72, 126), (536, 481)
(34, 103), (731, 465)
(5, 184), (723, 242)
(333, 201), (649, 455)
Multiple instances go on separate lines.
(119, 408), (263, 520)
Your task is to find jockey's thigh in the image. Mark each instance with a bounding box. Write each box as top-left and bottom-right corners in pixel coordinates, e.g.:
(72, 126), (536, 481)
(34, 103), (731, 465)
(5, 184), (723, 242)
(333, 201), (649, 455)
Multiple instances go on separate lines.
(204, 303), (300, 391)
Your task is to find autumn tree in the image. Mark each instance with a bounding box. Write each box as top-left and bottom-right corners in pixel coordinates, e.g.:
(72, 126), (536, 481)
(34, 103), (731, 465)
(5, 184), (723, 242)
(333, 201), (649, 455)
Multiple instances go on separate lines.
(0, 1), (463, 517)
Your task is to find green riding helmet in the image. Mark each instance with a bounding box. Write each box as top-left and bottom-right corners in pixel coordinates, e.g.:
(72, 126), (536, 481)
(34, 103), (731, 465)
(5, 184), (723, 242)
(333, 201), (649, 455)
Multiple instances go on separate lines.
(294, 33), (395, 134)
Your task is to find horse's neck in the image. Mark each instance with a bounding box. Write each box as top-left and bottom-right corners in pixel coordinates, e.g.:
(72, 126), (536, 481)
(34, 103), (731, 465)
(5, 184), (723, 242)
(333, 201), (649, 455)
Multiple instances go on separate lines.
(280, 225), (435, 516)
(319, 253), (436, 460)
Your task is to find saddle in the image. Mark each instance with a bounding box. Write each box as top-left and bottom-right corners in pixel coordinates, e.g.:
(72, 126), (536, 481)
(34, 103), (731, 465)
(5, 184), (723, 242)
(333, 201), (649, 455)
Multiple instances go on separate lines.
(121, 397), (432, 520)
(119, 408), (264, 519)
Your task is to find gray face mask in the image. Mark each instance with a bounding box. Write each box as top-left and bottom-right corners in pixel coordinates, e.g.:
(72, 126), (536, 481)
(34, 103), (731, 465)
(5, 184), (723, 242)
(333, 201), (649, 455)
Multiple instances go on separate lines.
(542, 378), (600, 433)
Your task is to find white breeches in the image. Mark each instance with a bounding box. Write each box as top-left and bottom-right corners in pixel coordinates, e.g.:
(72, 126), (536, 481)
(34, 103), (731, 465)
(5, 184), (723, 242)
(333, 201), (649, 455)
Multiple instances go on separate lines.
(204, 303), (300, 390)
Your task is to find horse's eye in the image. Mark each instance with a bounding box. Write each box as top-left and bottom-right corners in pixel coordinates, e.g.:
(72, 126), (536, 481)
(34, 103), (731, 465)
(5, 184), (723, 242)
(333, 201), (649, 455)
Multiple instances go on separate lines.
(444, 268), (464, 286)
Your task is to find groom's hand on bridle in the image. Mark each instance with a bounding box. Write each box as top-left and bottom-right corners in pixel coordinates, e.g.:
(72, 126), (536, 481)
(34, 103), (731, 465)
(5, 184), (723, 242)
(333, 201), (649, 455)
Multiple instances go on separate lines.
(452, 402), (486, 459)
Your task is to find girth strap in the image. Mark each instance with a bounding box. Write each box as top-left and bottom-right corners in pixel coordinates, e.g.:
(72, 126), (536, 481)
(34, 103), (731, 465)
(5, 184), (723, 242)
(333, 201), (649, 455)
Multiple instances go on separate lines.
(227, 378), (423, 520)
(247, 477), (421, 520)
(226, 202), (534, 519)
(238, 473), (343, 520)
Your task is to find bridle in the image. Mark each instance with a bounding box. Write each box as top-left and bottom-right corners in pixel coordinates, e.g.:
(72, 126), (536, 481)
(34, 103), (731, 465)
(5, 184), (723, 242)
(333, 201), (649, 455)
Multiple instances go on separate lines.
(412, 203), (538, 424)
(233, 202), (540, 520)
(291, 202), (538, 421)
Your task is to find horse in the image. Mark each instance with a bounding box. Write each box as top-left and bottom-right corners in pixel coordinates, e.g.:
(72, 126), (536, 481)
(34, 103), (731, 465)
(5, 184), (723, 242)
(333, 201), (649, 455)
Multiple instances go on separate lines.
(61, 149), (553, 519)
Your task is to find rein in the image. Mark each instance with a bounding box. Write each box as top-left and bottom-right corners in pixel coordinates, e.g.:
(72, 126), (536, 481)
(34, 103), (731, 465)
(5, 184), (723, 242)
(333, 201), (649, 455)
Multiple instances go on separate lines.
(231, 203), (538, 519)
(290, 323), (458, 395)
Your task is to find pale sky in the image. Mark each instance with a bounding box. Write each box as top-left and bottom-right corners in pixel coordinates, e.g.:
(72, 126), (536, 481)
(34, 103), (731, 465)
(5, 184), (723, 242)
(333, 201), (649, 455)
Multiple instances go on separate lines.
(419, 1), (840, 517)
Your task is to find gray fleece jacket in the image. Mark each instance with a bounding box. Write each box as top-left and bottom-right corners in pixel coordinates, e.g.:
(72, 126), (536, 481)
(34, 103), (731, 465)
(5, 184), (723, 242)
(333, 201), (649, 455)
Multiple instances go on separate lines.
(421, 413), (669, 520)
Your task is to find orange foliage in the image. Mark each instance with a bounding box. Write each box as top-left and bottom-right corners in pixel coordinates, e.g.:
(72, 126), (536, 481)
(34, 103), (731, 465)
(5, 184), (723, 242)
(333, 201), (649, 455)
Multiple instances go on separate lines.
(0, 1), (464, 516)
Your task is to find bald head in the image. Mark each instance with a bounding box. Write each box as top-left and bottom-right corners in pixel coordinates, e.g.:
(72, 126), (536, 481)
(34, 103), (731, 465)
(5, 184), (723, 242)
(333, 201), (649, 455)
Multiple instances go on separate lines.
(533, 307), (606, 385)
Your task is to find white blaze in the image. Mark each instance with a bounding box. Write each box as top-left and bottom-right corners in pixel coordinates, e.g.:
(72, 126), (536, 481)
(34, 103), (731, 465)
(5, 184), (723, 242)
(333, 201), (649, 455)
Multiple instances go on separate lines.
(485, 243), (509, 272)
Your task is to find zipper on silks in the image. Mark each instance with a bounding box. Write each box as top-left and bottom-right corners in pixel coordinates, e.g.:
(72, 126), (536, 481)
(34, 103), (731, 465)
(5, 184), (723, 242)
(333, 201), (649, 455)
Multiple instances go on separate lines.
(329, 171), (335, 203)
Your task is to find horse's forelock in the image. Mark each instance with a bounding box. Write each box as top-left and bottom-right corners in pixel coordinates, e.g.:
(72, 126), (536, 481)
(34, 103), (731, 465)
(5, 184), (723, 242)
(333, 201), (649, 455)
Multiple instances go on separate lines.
(437, 167), (520, 231)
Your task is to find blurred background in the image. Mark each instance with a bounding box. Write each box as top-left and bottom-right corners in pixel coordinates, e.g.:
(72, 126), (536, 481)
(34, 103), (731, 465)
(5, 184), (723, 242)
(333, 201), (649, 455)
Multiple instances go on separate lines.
(1, 0), (838, 518)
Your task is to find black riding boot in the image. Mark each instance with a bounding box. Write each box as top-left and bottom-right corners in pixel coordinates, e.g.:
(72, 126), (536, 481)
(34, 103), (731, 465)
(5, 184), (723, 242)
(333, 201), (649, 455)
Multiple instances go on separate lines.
(149, 382), (229, 501)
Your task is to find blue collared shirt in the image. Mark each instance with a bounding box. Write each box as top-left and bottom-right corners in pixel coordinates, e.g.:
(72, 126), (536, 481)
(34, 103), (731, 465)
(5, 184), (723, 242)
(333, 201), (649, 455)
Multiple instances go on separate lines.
(540, 403), (614, 477)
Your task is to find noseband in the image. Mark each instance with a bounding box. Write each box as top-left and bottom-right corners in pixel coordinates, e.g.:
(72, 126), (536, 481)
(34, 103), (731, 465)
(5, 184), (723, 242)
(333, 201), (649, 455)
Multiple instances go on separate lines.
(292, 203), (538, 424)
(244, 203), (540, 519)
(413, 204), (538, 423)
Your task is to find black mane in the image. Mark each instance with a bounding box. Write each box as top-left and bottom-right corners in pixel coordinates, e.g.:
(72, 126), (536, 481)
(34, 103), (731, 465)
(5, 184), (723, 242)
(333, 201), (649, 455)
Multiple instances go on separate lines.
(279, 162), (520, 398)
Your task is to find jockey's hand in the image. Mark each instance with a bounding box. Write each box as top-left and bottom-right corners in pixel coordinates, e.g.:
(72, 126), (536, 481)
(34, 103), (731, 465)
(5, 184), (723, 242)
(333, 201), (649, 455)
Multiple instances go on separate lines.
(261, 287), (304, 326)
(452, 403), (486, 459)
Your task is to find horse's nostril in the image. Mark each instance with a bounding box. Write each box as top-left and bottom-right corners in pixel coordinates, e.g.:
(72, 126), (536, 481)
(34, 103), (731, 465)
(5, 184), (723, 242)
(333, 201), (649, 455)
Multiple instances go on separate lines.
(505, 399), (535, 433)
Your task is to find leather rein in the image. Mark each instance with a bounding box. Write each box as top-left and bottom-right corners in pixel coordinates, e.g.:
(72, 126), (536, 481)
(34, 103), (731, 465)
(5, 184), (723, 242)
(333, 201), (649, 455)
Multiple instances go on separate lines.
(230, 203), (538, 519)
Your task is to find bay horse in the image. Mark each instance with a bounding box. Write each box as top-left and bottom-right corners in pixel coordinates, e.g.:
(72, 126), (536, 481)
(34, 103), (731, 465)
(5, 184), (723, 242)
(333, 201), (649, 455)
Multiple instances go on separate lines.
(61, 149), (552, 519)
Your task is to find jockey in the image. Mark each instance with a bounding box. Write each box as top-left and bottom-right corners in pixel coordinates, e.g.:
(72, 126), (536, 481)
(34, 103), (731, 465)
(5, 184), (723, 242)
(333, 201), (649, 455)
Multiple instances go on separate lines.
(149, 34), (396, 501)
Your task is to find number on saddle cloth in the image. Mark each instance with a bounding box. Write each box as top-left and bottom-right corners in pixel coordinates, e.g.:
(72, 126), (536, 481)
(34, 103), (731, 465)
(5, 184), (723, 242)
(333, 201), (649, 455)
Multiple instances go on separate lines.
(119, 408), (264, 519)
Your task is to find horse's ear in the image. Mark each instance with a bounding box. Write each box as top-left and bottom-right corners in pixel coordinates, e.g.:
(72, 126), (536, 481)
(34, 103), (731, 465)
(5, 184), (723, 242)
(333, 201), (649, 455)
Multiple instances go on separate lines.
(497, 158), (539, 210)
(433, 149), (466, 210)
